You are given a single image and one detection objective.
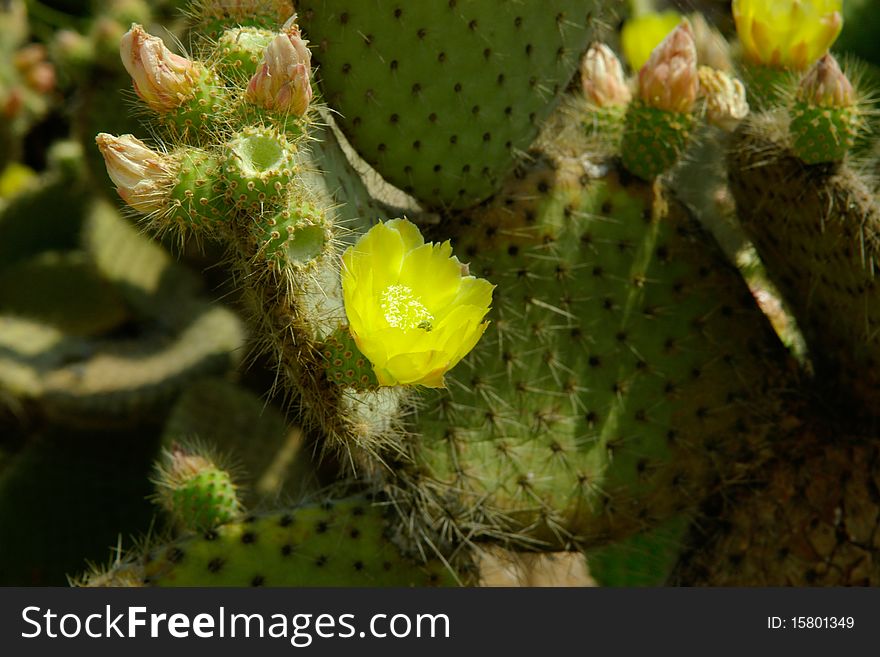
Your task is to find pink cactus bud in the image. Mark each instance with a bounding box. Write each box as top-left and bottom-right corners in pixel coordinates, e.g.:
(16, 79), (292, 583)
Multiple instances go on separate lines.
(638, 20), (699, 113)
(581, 43), (631, 108)
(797, 53), (854, 108)
(95, 133), (169, 214)
(119, 24), (201, 112)
(245, 22), (313, 115)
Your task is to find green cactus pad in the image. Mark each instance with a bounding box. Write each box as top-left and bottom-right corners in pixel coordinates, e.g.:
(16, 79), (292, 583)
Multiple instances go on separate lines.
(298, 0), (602, 208)
(140, 498), (459, 586)
(168, 148), (228, 229)
(789, 102), (862, 164)
(728, 123), (880, 411)
(321, 326), (378, 389)
(621, 102), (695, 180)
(222, 127), (296, 212)
(159, 460), (242, 531)
(215, 27), (275, 82)
(400, 151), (789, 549)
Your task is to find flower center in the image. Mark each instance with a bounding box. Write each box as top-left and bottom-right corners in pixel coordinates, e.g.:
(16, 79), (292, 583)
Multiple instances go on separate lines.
(381, 284), (434, 331)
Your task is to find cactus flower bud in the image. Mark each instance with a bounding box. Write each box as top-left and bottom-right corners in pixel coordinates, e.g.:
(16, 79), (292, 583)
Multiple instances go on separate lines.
(638, 20), (699, 114)
(733, 0), (843, 71)
(797, 53), (854, 108)
(699, 67), (749, 131)
(581, 43), (631, 108)
(120, 24), (201, 112)
(245, 21), (313, 115)
(95, 133), (169, 214)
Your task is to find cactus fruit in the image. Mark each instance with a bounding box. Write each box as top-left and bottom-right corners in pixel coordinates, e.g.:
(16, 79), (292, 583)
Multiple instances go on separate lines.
(297, 0), (604, 208)
(620, 21), (699, 180)
(789, 54), (864, 164)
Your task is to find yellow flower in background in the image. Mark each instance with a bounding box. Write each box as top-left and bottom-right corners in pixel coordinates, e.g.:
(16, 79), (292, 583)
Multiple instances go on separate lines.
(342, 219), (494, 388)
(621, 11), (682, 71)
(733, 0), (843, 71)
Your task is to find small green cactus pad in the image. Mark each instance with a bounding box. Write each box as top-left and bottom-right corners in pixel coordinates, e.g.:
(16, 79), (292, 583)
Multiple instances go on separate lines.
(621, 102), (695, 180)
(222, 127), (296, 212)
(164, 467), (242, 531)
(215, 27), (275, 82)
(400, 150), (789, 549)
(728, 124), (880, 411)
(251, 198), (329, 265)
(672, 425), (880, 586)
(169, 148), (227, 229)
(789, 102), (861, 164)
(141, 498), (459, 586)
(321, 326), (378, 389)
(298, 0), (602, 209)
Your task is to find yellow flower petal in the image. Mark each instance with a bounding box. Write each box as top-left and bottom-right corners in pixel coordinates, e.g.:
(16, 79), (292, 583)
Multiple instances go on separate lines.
(341, 219), (493, 387)
(733, 0), (843, 70)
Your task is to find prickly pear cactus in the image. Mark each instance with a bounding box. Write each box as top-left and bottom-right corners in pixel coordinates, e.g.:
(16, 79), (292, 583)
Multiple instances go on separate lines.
(6, 0), (880, 589)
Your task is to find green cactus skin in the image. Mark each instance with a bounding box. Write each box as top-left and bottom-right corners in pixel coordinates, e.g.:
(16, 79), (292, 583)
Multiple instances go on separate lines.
(214, 27), (276, 82)
(672, 422), (880, 586)
(789, 101), (861, 164)
(167, 148), (228, 230)
(321, 326), (378, 390)
(132, 498), (461, 586)
(586, 514), (691, 586)
(728, 122), (880, 412)
(621, 102), (695, 180)
(298, 0), (606, 209)
(393, 149), (791, 549)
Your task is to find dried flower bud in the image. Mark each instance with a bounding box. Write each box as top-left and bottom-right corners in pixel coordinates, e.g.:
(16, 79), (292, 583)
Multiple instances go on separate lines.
(245, 22), (313, 115)
(699, 67), (749, 131)
(797, 53), (854, 108)
(638, 20), (699, 113)
(95, 133), (169, 214)
(120, 24), (201, 112)
(581, 43), (631, 108)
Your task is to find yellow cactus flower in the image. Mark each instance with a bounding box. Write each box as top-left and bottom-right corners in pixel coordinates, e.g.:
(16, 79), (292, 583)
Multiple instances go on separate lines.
(341, 219), (494, 388)
(733, 0), (843, 71)
(621, 11), (682, 71)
